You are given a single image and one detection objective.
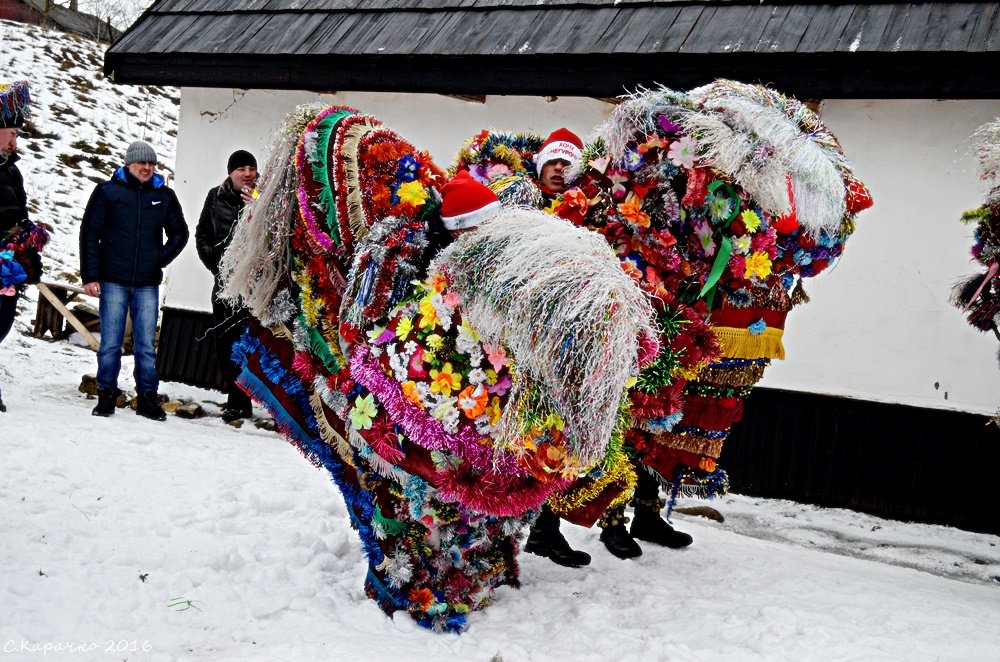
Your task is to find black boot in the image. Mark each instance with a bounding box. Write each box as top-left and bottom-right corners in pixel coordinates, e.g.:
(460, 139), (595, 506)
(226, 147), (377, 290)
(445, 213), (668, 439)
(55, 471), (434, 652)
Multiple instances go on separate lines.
(631, 471), (693, 548)
(630, 507), (693, 548)
(524, 506), (591, 568)
(598, 507), (643, 559)
(136, 391), (167, 421)
(92, 388), (118, 417)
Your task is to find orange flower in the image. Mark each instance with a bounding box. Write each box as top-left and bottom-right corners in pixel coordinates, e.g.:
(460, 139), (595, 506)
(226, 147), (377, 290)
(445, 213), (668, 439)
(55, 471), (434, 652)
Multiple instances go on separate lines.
(457, 384), (488, 419)
(418, 296), (439, 329)
(428, 273), (448, 294)
(618, 193), (650, 228)
(699, 457), (718, 473)
(409, 587), (435, 611)
(429, 362), (461, 397)
(563, 188), (589, 212)
(401, 381), (423, 405)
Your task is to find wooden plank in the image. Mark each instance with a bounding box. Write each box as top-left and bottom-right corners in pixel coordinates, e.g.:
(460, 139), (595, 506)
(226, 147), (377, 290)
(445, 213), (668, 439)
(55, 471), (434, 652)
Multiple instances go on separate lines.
(632, 6), (683, 54)
(835, 4), (892, 53)
(796, 4), (853, 53)
(935, 3), (981, 51)
(705, 4), (773, 54)
(763, 3), (813, 53)
(35, 283), (100, 351)
(966, 4), (997, 52)
(894, 3), (933, 52)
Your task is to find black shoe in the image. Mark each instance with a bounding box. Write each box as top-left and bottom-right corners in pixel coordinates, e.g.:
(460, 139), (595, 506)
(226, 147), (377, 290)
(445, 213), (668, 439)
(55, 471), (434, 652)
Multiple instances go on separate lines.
(630, 508), (693, 549)
(221, 407), (251, 423)
(136, 391), (167, 421)
(0, 397), (6, 413)
(524, 508), (591, 568)
(92, 388), (118, 417)
(600, 523), (643, 559)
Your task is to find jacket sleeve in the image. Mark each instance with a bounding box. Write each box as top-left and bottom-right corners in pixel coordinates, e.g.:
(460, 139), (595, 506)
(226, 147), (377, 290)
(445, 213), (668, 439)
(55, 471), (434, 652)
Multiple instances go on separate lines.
(79, 184), (108, 284)
(195, 188), (218, 273)
(159, 189), (189, 268)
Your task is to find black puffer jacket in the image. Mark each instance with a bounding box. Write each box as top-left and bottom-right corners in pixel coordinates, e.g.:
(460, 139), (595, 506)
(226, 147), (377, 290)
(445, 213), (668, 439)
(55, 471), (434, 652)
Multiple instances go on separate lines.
(195, 177), (244, 275)
(80, 167), (188, 287)
(0, 152), (28, 237)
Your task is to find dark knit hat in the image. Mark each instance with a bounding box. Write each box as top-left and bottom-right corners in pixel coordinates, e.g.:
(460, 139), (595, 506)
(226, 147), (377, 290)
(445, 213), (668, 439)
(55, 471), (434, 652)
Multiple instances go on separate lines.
(124, 141), (157, 166)
(0, 80), (30, 129)
(227, 149), (257, 173)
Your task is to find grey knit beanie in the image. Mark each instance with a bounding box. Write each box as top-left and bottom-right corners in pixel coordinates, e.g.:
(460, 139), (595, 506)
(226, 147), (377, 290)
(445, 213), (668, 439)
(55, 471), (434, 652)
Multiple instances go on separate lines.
(124, 140), (157, 166)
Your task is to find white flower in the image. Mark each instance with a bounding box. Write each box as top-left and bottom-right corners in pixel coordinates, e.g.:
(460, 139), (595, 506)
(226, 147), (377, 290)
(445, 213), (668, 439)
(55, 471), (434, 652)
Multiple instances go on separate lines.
(468, 368), (487, 385)
(442, 407), (460, 433)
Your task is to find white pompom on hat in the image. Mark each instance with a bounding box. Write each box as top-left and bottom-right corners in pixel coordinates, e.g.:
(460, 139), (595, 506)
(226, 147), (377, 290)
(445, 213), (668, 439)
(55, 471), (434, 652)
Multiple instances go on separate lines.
(440, 170), (501, 232)
(535, 128), (583, 176)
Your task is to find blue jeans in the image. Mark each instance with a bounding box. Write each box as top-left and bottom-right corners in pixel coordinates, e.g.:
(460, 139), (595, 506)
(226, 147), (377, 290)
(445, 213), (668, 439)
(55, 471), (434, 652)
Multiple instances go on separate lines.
(97, 283), (160, 393)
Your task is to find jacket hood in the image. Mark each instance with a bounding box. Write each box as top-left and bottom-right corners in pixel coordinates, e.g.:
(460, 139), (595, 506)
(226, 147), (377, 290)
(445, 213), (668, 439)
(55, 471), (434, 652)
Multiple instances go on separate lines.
(113, 166), (166, 189)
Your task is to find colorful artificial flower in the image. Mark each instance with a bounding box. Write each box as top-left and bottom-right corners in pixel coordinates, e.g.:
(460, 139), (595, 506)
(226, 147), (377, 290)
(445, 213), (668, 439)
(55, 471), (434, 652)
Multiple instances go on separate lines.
(639, 133), (667, 154)
(409, 587), (436, 612)
(619, 194), (650, 229)
(401, 380), (423, 405)
(745, 251), (773, 280)
(621, 147), (643, 171)
(748, 319), (767, 335)
(732, 235), (752, 255)
(707, 191), (735, 223)
(486, 371), (512, 396)
(426, 333), (445, 350)
(667, 135), (698, 169)
(418, 296), (440, 329)
(397, 180), (428, 207)
(741, 209), (762, 233)
(486, 163), (512, 180)
(396, 154), (419, 182)
(429, 362), (461, 397)
(457, 384), (489, 419)
(608, 170), (630, 199)
(485, 395), (502, 425)
(657, 114), (683, 135)
(484, 344), (507, 371)
(693, 218), (716, 256)
(349, 393), (378, 430)
(395, 316), (413, 341)
(428, 273), (448, 294)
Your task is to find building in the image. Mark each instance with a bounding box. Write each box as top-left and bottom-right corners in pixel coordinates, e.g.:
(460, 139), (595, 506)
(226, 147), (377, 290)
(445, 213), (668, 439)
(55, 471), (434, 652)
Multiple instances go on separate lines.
(0, 0), (120, 42)
(105, 0), (1000, 534)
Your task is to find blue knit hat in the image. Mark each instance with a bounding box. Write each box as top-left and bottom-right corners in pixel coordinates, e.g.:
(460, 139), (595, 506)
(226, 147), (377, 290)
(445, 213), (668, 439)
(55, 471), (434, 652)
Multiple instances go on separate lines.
(124, 141), (157, 166)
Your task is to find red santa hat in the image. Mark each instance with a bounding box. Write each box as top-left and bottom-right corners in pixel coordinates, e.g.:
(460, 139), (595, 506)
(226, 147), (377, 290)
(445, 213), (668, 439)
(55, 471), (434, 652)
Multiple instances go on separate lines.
(535, 128), (583, 176)
(440, 170), (502, 232)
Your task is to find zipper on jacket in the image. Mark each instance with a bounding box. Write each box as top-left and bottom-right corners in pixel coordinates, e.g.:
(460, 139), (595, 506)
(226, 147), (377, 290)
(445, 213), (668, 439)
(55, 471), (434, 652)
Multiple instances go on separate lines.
(131, 184), (141, 288)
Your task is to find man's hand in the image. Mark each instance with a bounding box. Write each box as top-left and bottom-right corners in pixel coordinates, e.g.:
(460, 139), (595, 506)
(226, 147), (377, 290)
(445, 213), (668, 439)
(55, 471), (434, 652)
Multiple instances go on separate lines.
(84, 282), (100, 297)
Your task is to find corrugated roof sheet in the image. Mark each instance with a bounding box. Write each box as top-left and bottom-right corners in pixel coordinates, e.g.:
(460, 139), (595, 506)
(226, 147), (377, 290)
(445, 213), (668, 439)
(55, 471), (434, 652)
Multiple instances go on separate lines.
(105, 1), (1000, 97)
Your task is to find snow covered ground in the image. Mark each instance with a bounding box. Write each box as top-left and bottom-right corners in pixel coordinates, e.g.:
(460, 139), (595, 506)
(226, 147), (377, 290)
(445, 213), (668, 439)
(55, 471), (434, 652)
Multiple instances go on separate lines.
(2, 16), (999, 662)
(2, 325), (999, 661)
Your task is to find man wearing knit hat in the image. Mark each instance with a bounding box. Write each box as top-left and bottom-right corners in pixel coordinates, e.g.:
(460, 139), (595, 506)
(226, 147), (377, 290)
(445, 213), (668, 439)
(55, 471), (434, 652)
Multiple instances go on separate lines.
(534, 128), (584, 197)
(196, 149), (258, 423)
(81, 140), (189, 421)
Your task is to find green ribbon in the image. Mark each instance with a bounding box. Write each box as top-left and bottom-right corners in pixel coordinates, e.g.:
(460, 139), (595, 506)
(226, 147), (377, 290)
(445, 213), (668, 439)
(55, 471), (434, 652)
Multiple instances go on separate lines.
(698, 235), (732, 309)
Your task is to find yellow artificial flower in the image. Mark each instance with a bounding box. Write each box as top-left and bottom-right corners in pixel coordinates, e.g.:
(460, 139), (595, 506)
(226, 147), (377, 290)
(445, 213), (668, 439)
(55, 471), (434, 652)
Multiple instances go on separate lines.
(397, 180), (428, 207)
(741, 209), (762, 233)
(485, 395), (502, 425)
(418, 296), (439, 329)
(426, 334), (444, 350)
(744, 251), (773, 280)
(395, 317), (413, 341)
(429, 362), (461, 397)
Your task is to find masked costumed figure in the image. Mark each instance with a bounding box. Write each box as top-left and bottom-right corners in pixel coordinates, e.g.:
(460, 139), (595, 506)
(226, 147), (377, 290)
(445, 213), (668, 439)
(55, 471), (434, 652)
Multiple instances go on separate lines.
(217, 105), (658, 631)
(952, 119), (1000, 423)
(453, 79), (873, 560)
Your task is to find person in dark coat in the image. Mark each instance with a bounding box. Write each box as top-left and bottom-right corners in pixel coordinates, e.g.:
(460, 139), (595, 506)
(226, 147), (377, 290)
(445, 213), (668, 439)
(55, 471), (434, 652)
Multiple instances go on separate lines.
(0, 80), (47, 414)
(81, 140), (188, 421)
(195, 149), (257, 422)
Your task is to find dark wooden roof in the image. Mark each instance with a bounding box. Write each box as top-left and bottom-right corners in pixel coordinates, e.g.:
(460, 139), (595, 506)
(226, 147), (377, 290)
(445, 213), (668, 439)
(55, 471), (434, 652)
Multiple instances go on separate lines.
(105, 1), (1000, 98)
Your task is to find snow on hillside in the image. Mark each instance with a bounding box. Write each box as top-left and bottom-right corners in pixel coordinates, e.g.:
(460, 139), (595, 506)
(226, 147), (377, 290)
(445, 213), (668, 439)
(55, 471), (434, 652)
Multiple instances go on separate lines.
(0, 18), (179, 284)
(2, 16), (1000, 662)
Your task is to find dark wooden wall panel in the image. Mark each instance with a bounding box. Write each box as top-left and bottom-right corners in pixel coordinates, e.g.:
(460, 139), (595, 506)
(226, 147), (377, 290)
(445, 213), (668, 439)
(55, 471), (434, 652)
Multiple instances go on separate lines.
(722, 387), (1000, 536)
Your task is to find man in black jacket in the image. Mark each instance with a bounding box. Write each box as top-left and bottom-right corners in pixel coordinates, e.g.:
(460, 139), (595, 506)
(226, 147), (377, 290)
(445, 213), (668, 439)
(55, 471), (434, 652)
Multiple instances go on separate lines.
(195, 149), (257, 422)
(81, 141), (189, 421)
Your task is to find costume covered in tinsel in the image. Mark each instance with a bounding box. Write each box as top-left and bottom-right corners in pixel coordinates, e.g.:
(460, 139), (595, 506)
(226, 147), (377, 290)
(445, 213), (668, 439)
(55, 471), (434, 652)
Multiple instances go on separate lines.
(218, 105), (657, 631)
(952, 119), (1000, 428)
(452, 80), (873, 528)
(953, 119), (1000, 348)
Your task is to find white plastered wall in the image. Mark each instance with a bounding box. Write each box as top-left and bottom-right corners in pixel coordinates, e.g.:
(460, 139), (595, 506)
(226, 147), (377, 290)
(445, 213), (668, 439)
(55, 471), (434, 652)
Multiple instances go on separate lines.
(167, 90), (1000, 415)
(761, 99), (1000, 415)
(166, 87), (613, 311)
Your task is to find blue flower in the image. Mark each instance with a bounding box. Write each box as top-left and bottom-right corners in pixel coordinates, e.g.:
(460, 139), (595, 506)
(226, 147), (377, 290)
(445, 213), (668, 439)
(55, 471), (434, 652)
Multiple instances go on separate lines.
(396, 154), (420, 182)
(748, 319), (767, 335)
